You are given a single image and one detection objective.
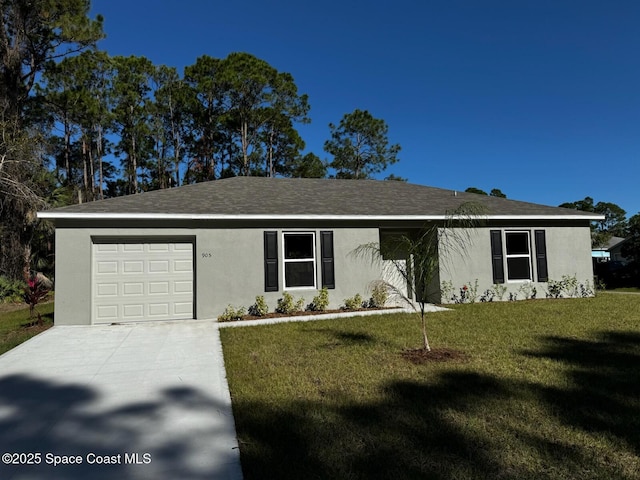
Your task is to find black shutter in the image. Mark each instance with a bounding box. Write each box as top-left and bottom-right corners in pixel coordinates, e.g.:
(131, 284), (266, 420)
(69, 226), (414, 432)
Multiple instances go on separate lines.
(534, 230), (548, 282)
(264, 231), (278, 292)
(320, 231), (335, 289)
(490, 230), (505, 284)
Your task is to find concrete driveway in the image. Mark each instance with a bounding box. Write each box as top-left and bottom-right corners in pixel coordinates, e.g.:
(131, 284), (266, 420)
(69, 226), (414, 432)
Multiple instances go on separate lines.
(0, 320), (242, 480)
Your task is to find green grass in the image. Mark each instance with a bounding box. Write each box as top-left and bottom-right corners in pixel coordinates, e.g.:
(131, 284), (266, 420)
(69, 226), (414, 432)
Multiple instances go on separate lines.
(0, 302), (54, 355)
(608, 287), (640, 293)
(221, 292), (640, 480)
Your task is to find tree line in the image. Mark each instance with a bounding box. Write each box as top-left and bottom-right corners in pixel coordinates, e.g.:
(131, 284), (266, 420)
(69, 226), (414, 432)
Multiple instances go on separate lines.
(0, 0), (400, 281)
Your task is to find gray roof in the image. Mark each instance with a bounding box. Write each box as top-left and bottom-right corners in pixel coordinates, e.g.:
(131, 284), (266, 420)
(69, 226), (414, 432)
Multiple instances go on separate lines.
(38, 177), (602, 220)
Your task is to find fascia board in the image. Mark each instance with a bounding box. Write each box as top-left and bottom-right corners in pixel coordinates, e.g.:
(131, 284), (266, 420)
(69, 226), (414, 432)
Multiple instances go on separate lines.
(37, 212), (606, 221)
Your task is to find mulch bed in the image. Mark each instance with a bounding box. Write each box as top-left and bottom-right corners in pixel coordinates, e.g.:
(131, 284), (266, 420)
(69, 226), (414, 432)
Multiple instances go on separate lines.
(233, 306), (401, 322)
(401, 347), (469, 364)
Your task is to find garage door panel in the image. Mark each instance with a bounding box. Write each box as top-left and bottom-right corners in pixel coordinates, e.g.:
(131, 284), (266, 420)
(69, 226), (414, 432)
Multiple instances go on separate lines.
(93, 241), (194, 324)
(148, 243), (170, 252)
(97, 261), (118, 274)
(149, 282), (169, 295)
(174, 260), (193, 272)
(174, 302), (193, 315)
(96, 305), (118, 321)
(97, 283), (118, 296)
(96, 244), (118, 253)
(123, 282), (144, 296)
(174, 281), (192, 293)
(123, 261), (144, 273)
(149, 260), (170, 273)
(123, 304), (144, 318)
(149, 304), (170, 316)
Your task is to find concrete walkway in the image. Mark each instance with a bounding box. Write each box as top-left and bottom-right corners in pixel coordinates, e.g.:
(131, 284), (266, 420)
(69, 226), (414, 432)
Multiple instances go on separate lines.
(0, 321), (242, 480)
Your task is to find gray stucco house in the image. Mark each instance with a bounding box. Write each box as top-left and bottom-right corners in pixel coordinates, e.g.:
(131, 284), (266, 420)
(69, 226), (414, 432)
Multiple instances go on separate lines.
(38, 177), (601, 325)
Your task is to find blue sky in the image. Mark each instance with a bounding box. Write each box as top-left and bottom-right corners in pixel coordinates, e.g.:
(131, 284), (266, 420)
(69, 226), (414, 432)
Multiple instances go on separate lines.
(90, 0), (640, 216)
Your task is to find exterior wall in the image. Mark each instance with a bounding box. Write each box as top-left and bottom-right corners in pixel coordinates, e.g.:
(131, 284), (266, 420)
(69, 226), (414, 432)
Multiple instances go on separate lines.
(438, 224), (594, 303)
(53, 222), (382, 325)
(53, 219), (596, 325)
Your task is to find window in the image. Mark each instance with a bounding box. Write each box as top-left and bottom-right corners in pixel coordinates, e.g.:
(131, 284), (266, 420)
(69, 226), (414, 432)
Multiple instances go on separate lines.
(491, 229), (547, 284)
(504, 231), (532, 281)
(283, 232), (316, 288)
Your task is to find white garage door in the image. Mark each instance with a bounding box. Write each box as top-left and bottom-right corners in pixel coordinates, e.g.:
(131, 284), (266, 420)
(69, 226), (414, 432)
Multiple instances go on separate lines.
(92, 241), (194, 324)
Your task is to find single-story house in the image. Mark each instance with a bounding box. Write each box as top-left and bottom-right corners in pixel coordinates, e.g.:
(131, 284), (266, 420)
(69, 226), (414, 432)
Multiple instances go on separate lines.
(38, 177), (602, 325)
(592, 236), (628, 262)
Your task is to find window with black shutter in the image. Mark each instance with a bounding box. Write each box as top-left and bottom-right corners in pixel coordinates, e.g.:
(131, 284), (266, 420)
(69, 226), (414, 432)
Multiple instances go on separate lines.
(264, 231), (278, 291)
(534, 230), (548, 282)
(490, 230), (505, 284)
(320, 231), (335, 289)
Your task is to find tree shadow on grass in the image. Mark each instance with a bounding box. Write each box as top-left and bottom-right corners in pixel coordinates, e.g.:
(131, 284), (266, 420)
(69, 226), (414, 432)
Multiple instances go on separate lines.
(0, 375), (240, 480)
(234, 369), (622, 480)
(233, 327), (640, 480)
(523, 330), (640, 456)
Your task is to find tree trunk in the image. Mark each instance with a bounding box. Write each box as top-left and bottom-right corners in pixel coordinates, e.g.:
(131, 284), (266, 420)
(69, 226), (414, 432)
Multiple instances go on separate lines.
(64, 114), (71, 184)
(420, 305), (431, 352)
(97, 124), (104, 199)
(82, 136), (89, 199)
(241, 121), (249, 175)
(88, 136), (95, 201)
(267, 126), (274, 177)
(131, 133), (138, 193)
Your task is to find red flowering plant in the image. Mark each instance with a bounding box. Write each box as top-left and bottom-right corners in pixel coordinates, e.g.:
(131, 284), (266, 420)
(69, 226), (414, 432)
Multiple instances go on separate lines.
(23, 273), (51, 325)
(460, 284), (469, 302)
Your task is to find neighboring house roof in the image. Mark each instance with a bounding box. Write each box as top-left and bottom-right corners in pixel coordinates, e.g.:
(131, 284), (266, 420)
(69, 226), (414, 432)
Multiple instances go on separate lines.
(38, 177), (604, 221)
(593, 236), (627, 252)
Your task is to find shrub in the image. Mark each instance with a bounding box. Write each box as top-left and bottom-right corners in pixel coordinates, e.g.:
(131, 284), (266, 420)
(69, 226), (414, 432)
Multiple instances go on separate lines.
(309, 287), (329, 312)
(479, 289), (495, 302)
(343, 293), (363, 310)
(218, 305), (246, 322)
(545, 275), (591, 299)
(517, 282), (537, 300)
(459, 280), (479, 303)
(248, 296), (269, 316)
(369, 282), (388, 308)
(0, 276), (25, 303)
(493, 284), (508, 301)
(579, 280), (594, 297)
(440, 280), (455, 303)
(276, 292), (305, 314)
(23, 274), (51, 323)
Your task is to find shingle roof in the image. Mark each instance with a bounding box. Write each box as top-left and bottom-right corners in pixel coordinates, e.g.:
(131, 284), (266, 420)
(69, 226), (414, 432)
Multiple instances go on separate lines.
(38, 177), (602, 220)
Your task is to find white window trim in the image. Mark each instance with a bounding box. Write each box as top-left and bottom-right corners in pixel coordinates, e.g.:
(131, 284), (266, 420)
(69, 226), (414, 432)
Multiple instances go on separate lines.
(504, 230), (533, 282)
(282, 231), (317, 290)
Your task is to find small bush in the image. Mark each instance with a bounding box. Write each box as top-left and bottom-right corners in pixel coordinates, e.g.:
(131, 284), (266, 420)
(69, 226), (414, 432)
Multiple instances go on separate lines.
(248, 295), (269, 316)
(0, 276), (26, 303)
(23, 273), (51, 323)
(309, 287), (329, 312)
(369, 282), (388, 308)
(479, 289), (495, 302)
(218, 305), (246, 322)
(493, 284), (508, 301)
(276, 292), (305, 315)
(545, 275), (591, 299)
(343, 293), (364, 310)
(440, 280), (454, 303)
(517, 282), (537, 300)
(458, 280), (479, 303)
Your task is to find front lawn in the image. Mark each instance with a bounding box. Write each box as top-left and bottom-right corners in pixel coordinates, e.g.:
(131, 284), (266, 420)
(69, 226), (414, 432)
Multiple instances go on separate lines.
(0, 302), (54, 356)
(221, 293), (640, 479)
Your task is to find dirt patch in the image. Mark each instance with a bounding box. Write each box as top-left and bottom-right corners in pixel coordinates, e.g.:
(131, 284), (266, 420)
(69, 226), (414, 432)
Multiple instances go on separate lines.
(401, 347), (469, 364)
